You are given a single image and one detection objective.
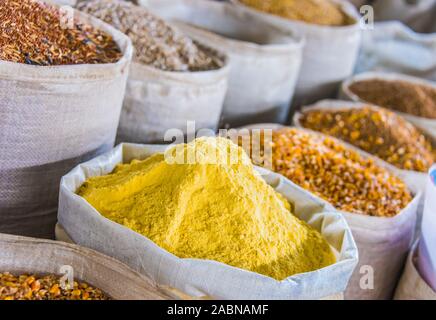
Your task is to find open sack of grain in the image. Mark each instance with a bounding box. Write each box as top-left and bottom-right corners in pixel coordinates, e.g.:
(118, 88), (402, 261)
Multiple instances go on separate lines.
(0, 233), (170, 300)
(57, 139), (358, 300)
(75, 0), (229, 144)
(0, 0), (133, 238)
(240, 124), (421, 300)
(340, 72), (436, 140)
(355, 22), (436, 81)
(141, 0), (303, 127)
(395, 240), (436, 300)
(231, 0), (361, 107)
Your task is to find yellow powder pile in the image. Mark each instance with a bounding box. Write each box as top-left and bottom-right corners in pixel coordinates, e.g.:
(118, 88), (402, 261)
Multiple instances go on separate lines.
(240, 0), (350, 26)
(78, 137), (335, 280)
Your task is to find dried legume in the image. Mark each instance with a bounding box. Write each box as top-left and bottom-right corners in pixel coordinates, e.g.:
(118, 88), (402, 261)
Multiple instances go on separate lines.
(242, 128), (412, 217)
(240, 0), (352, 26)
(0, 272), (109, 300)
(77, 0), (224, 72)
(300, 106), (435, 172)
(349, 79), (436, 119)
(0, 0), (122, 66)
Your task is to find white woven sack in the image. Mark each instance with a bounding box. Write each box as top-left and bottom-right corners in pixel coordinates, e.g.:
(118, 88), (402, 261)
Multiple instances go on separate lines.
(355, 22), (436, 81)
(0, 233), (170, 300)
(116, 15), (229, 144)
(231, 0), (361, 107)
(292, 103), (422, 299)
(340, 72), (436, 140)
(57, 143), (358, 300)
(394, 241), (436, 300)
(141, 0), (303, 127)
(0, 8), (133, 239)
(372, 0), (436, 33)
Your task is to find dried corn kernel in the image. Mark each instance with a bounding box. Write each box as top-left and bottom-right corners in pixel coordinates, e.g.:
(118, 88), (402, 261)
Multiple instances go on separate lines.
(241, 128), (412, 217)
(300, 106), (435, 172)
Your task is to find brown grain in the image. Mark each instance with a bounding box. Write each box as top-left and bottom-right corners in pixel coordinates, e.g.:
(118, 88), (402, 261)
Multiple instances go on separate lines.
(0, 0), (122, 66)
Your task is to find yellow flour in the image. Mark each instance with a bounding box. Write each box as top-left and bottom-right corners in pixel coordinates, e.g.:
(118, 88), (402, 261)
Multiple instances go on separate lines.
(78, 137), (335, 280)
(240, 0), (350, 26)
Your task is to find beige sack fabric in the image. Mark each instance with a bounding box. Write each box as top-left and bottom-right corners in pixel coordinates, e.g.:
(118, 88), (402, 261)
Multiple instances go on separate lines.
(395, 241), (436, 300)
(0, 9), (133, 239)
(292, 105), (422, 299)
(57, 143), (358, 300)
(232, 0), (361, 108)
(142, 0), (303, 128)
(0, 233), (170, 300)
(117, 60), (229, 144)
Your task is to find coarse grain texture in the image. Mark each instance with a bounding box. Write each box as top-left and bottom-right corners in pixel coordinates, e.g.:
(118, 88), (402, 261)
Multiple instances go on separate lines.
(77, 0), (223, 72)
(242, 128), (412, 217)
(349, 79), (436, 119)
(0, 0), (121, 65)
(300, 106), (435, 172)
(0, 272), (109, 300)
(78, 137), (335, 281)
(240, 0), (351, 26)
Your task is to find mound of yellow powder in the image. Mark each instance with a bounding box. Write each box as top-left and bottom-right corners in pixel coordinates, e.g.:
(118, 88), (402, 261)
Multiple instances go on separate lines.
(78, 137), (335, 280)
(240, 0), (350, 26)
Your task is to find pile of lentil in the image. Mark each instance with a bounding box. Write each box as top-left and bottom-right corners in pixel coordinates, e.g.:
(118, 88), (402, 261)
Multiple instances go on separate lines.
(300, 106), (435, 172)
(240, 0), (351, 26)
(243, 128), (412, 217)
(0, 272), (109, 300)
(77, 0), (224, 72)
(0, 0), (122, 66)
(348, 79), (436, 119)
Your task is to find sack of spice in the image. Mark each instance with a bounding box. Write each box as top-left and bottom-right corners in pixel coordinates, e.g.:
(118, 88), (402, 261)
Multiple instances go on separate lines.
(0, 233), (170, 300)
(293, 100), (435, 192)
(355, 22), (436, 81)
(75, 0), (229, 144)
(57, 138), (358, 299)
(140, 0), (303, 127)
(340, 72), (436, 140)
(0, 0), (133, 238)
(231, 0), (361, 108)
(394, 240), (436, 300)
(239, 125), (421, 300)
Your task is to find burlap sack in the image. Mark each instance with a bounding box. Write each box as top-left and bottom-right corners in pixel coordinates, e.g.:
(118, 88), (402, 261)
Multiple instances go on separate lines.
(395, 241), (436, 300)
(0, 8), (133, 239)
(141, 0), (303, 127)
(0, 233), (171, 300)
(340, 72), (436, 140)
(231, 0), (361, 108)
(355, 22), (436, 81)
(57, 143), (358, 300)
(291, 107), (422, 299)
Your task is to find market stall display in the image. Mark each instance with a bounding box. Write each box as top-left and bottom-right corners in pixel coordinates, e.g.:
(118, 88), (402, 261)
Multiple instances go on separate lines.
(238, 126), (420, 299)
(142, 0), (303, 127)
(0, 0), (434, 302)
(0, 0), (133, 238)
(76, 0), (229, 144)
(57, 139), (358, 300)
